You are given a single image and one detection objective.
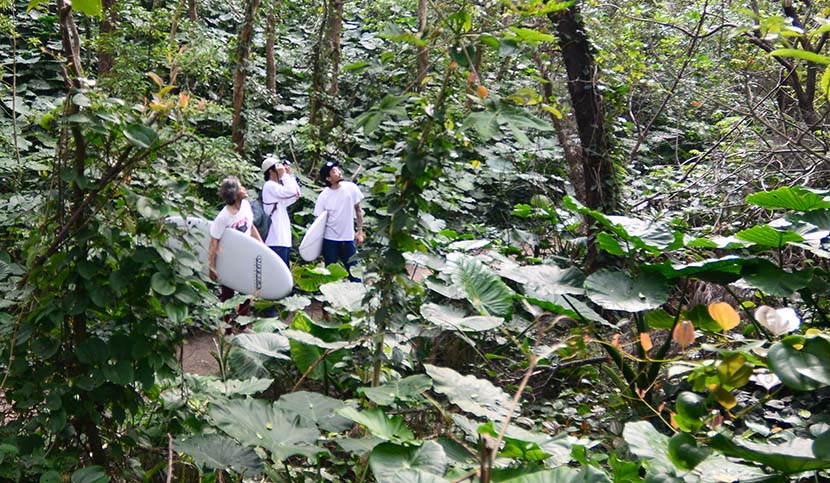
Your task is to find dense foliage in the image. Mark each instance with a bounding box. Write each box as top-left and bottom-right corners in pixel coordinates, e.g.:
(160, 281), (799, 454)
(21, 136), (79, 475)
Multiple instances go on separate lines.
(3, 0), (830, 481)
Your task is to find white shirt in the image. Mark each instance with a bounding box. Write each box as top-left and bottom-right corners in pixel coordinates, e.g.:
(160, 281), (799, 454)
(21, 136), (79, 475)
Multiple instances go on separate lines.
(314, 181), (364, 241)
(262, 174), (301, 247)
(210, 198), (254, 239)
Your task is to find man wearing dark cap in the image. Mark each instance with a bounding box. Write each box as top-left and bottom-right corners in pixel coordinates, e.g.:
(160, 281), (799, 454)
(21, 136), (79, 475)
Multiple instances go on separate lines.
(314, 160), (365, 282)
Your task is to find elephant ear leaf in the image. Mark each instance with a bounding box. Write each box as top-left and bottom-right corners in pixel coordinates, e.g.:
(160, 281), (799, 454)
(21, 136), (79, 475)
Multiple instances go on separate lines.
(585, 270), (669, 312)
(369, 441), (448, 483)
(451, 256), (514, 318)
(208, 399), (321, 462)
(174, 435), (264, 476)
(425, 364), (516, 422)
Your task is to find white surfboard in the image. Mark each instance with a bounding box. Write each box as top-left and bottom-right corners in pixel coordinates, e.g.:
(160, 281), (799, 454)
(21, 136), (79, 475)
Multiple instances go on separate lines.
(167, 216), (293, 300)
(298, 211), (328, 262)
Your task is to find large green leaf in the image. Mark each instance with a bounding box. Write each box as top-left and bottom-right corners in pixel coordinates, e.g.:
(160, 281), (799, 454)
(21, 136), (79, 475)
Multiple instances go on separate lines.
(425, 364), (516, 421)
(451, 256), (515, 317)
(276, 391), (353, 432)
(199, 376), (274, 397)
(735, 225), (803, 248)
(174, 435), (263, 475)
(501, 466), (611, 483)
(123, 124), (157, 149)
(584, 270), (669, 312)
(496, 262), (584, 296)
(624, 421), (769, 481)
(708, 433), (830, 473)
(739, 259), (810, 297)
(337, 407), (415, 442)
(768, 335), (830, 391)
(70, 466), (109, 483)
(319, 280), (368, 312)
(369, 441), (448, 483)
(233, 333), (291, 360)
(524, 292), (610, 326)
(746, 186), (830, 211)
(644, 256), (744, 284)
(209, 399), (321, 461)
(480, 421), (581, 466)
(562, 197), (680, 252)
(604, 215), (679, 251)
(420, 303), (503, 332)
(358, 375), (433, 405)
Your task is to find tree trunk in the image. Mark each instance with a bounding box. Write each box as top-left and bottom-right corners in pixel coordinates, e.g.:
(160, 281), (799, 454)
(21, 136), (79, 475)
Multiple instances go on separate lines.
(188, 0), (197, 21)
(231, 0), (262, 153)
(415, 0), (428, 89)
(550, 6), (616, 271)
(550, 6), (615, 215)
(265, 0), (279, 93)
(97, 0), (117, 75)
(308, 0), (328, 128)
(327, 0), (343, 98)
(57, 0), (108, 466)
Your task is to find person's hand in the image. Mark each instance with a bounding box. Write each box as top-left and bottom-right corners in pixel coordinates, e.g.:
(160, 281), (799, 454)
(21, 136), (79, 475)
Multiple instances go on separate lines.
(284, 164), (293, 175)
(276, 165), (286, 179)
(356, 230), (364, 246)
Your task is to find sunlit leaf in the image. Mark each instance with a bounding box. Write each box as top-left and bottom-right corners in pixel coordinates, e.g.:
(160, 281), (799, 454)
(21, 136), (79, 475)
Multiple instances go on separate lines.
(640, 332), (653, 353)
(425, 364), (516, 421)
(770, 48), (830, 65)
(672, 321), (696, 350)
(709, 433), (830, 473)
(338, 407), (414, 442)
(747, 186), (830, 211)
(708, 302), (740, 331)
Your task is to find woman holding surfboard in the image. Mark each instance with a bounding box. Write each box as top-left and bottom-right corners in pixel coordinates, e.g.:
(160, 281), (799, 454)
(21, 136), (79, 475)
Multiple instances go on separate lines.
(261, 155), (301, 267)
(314, 160), (365, 283)
(208, 176), (263, 316)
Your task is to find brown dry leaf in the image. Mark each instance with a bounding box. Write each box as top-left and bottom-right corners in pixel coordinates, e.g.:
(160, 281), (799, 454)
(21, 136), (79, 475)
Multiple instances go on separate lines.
(639, 332), (653, 353)
(147, 72), (164, 87)
(178, 92), (189, 109)
(708, 302), (740, 332)
(476, 85), (489, 99)
(672, 320), (696, 350)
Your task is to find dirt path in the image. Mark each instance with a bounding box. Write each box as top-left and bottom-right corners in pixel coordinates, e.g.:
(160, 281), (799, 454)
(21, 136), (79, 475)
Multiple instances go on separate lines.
(179, 331), (221, 376)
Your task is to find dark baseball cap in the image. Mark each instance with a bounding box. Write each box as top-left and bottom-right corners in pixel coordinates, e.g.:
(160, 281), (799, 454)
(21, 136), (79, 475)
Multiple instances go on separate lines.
(319, 160), (339, 185)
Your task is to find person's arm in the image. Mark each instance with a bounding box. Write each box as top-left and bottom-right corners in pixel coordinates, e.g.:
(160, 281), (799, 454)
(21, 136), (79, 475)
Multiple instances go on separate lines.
(251, 223), (263, 243)
(267, 173), (301, 201)
(208, 238), (220, 281)
(354, 202), (364, 246)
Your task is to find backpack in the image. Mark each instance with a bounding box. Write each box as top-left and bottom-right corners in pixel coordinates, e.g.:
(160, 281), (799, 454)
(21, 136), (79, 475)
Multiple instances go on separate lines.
(251, 194), (276, 241)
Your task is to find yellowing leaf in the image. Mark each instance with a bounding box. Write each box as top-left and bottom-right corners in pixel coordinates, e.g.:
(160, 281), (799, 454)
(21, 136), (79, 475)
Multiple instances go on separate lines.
(708, 302), (740, 331)
(147, 72), (164, 87)
(712, 385), (737, 410)
(178, 92), (189, 109)
(541, 104), (563, 119)
(640, 332), (653, 353)
(476, 85), (489, 99)
(672, 320), (696, 350)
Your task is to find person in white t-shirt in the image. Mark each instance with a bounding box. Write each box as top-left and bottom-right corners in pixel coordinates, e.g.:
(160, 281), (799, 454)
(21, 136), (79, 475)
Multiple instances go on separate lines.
(261, 155), (301, 267)
(208, 176), (262, 307)
(314, 160), (364, 282)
